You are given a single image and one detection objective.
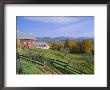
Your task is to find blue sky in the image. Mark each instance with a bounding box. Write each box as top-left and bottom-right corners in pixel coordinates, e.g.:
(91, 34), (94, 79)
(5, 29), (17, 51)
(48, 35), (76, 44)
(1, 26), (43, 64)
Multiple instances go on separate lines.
(16, 16), (94, 38)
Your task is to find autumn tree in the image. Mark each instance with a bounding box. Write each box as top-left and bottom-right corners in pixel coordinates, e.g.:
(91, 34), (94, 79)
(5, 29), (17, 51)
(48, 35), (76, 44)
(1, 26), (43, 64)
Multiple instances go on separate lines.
(81, 39), (93, 53)
(71, 40), (82, 53)
(64, 39), (78, 53)
(68, 40), (77, 53)
(50, 39), (94, 54)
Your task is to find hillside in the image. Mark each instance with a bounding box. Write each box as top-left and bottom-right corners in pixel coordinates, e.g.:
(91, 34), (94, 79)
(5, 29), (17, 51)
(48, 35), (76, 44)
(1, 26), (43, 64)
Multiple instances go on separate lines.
(36, 37), (94, 42)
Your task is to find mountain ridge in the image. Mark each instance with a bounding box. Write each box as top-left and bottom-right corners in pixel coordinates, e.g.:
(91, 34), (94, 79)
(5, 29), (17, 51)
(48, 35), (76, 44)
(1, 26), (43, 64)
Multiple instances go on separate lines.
(36, 37), (94, 42)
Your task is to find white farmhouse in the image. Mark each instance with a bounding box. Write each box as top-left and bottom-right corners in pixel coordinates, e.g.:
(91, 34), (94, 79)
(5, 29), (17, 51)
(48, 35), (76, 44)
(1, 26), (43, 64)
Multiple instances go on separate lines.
(36, 42), (50, 49)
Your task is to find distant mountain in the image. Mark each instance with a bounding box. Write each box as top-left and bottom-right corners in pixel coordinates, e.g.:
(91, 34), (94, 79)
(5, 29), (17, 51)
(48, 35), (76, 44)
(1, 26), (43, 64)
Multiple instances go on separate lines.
(36, 37), (94, 42)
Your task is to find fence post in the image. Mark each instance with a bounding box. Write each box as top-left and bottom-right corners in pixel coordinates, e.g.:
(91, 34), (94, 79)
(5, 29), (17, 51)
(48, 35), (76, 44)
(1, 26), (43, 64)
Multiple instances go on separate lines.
(16, 53), (19, 59)
(43, 61), (46, 68)
(63, 63), (68, 74)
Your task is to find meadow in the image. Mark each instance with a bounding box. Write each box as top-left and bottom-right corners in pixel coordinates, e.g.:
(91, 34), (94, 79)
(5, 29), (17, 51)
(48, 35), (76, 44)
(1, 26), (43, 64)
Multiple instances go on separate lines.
(16, 48), (94, 74)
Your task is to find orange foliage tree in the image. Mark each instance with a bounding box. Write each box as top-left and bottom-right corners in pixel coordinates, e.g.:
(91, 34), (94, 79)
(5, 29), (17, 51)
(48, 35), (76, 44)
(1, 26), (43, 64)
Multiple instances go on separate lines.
(81, 39), (93, 53)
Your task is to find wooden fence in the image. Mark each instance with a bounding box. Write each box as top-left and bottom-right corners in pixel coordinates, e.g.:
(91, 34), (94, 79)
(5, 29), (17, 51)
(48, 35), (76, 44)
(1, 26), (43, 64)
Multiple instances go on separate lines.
(16, 53), (92, 74)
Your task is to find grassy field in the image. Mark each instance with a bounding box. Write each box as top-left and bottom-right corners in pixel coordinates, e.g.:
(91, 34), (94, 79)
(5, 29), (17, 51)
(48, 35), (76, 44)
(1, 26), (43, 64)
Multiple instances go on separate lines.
(16, 48), (94, 74)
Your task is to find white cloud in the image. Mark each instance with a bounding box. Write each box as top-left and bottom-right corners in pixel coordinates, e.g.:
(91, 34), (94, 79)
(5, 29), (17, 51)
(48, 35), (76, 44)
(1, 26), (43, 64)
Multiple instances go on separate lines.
(37, 20), (94, 38)
(24, 16), (83, 24)
(19, 16), (94, 38)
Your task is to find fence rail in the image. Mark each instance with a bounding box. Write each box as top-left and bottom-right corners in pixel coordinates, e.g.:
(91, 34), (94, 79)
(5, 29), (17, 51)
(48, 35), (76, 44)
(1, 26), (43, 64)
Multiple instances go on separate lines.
(16, 53), (92, 74)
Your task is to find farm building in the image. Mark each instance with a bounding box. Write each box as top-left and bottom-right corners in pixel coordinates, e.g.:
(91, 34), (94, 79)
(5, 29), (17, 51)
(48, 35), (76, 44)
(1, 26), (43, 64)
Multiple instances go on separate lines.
(17, 32), (50, 49)
(36, 42), (50, 49)
(17, 32), (36, 48)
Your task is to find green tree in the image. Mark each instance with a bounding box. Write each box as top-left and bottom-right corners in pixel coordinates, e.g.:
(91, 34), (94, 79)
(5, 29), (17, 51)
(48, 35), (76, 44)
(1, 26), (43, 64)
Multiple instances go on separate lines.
(64, 39), (70, 48)
(50, 42), (63, 51)
(16, 39), (21, 48)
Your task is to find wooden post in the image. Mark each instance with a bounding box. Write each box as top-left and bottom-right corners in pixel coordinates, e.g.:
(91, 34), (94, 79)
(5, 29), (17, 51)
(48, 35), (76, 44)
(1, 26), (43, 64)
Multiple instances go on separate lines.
(16, 53), (19, 59)
(63, 63), (68, 74)
(43, 61), (46, 68)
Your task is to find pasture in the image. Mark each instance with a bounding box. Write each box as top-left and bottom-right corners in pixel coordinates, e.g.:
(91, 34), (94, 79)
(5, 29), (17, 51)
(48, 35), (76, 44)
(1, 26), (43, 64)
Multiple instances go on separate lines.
(16, 48), (94, 74)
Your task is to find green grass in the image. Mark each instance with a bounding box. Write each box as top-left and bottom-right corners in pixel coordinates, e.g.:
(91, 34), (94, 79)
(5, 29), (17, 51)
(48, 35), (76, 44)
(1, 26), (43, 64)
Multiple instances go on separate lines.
(16, 59), (45, 74)
(16, 48), (94, 74)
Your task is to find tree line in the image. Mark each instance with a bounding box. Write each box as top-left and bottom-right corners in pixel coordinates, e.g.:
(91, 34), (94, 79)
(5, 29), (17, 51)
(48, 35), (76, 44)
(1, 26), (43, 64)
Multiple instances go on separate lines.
(16, 39), (94, 55)
(49, 39), (94, 54)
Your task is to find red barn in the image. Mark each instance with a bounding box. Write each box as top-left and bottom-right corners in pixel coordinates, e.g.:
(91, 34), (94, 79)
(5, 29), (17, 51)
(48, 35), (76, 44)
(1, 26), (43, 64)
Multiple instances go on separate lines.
(17, 32), (36, 48)
(20, 39), (36, 48)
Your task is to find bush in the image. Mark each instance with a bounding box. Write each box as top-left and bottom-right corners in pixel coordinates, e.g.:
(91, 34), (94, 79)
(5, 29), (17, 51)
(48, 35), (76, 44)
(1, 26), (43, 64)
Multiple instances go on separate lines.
(50, 42), (64, 51)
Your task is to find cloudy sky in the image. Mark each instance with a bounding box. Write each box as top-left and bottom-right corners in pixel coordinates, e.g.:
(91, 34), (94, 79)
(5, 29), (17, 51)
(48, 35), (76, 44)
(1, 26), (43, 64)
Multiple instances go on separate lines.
(16, 16), (94, 38)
